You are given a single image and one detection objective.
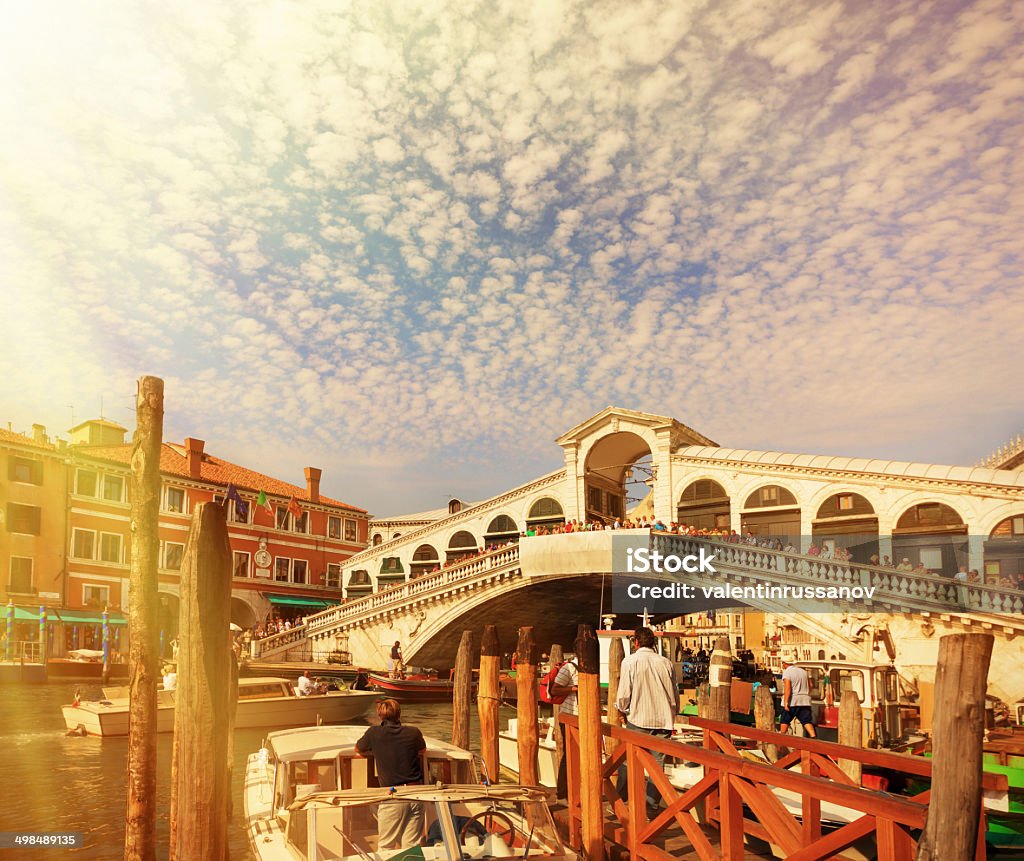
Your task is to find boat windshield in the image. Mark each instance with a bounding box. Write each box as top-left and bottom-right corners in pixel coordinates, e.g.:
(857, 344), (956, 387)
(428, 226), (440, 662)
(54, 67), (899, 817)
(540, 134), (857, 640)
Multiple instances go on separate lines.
(288, 796), (567, 860)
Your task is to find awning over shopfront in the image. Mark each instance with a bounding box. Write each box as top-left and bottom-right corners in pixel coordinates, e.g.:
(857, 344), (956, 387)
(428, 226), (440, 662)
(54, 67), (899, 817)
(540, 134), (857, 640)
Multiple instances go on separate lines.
(55, 608), (128, 626)
(263, 594), (339, 608)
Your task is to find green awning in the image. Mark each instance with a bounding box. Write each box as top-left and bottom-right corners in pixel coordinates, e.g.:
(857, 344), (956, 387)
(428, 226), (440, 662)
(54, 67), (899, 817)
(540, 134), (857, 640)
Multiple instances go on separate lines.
(264, 594), (337, 608)
(56, 608), (128, 626)
(10, 607), (40, 621)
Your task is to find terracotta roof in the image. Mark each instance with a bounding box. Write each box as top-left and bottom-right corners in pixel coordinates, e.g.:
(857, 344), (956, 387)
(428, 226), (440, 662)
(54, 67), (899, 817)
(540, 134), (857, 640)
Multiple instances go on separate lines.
(0, 427), (59, 452)
(75, 442), (366, 513)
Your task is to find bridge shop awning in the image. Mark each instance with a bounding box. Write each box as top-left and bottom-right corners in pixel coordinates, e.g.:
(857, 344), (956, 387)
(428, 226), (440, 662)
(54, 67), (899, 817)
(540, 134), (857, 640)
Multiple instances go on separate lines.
(55, 608), (128, 626)
(263, 594), (339, 608)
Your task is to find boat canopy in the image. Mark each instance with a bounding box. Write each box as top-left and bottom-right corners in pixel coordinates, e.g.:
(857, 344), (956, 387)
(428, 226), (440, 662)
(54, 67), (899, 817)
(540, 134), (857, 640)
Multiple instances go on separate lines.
(289, 784), (551, 811)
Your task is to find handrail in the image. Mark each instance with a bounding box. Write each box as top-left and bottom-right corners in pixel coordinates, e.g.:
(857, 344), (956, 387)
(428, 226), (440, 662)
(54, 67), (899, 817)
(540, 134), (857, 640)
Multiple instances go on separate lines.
(304, 544), (522, 632)
(251, 624), (307, 659)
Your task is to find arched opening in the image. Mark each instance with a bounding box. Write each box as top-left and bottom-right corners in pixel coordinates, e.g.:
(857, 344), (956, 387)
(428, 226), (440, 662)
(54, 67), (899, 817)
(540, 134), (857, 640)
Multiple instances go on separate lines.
(392, 532), (402, 540)
(984, 515), (1024, 586)
(378, 556), (405, 587)
(741, 485), (800, 545)
(526, 498), (565, 532)
(371, 533), (383, 546)
(484, 514), (519, 546)
(448, 499), (463, 515)
(230, 596), (258, 630)
(447, 530), (479, 564)
(892, 503), (967, 577)
(410, 544), (439, 579)
(346, 569), (372, 599)
(812, 493), (879, 563)
(677, 479), (730, 531)
(583, 431), (652, 524)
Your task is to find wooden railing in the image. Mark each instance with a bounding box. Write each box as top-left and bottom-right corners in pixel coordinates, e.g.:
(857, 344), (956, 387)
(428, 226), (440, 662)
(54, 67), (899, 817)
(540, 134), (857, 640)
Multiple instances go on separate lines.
(562, 714), (1006, 861)
(304, 544), (522, 633)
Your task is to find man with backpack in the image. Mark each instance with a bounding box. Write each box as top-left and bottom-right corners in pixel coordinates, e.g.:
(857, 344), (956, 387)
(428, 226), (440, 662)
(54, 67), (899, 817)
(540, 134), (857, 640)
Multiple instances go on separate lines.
(547, 655), (578, 800)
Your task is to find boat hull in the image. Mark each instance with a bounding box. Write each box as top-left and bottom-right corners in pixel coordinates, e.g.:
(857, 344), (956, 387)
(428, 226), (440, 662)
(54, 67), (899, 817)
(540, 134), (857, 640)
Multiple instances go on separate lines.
(368, 673), (458, 702)
(48, 659), (129, 681)
(62, 690), (377, 738)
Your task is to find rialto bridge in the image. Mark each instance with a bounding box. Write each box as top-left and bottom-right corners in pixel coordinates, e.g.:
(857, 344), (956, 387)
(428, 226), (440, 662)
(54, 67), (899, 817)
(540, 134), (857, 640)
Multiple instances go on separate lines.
(256, 408), (1024, 702)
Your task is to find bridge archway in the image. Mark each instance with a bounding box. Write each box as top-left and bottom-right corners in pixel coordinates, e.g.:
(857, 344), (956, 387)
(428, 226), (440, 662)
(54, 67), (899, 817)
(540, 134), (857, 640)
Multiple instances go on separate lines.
(526, 497), (565, 532)
(410, 544), (439, 579)
(984, 514), (1024, 585)
(446, 530), (478, 563)
(230, 595), (258, 629)
(741, 484), (800, 544)
(484, 514), (519, 546)
(892, 502), (967, 576)
(812, 492), (879, 563)
(583, 431), (652, 523)
(677, 479), (731, 531)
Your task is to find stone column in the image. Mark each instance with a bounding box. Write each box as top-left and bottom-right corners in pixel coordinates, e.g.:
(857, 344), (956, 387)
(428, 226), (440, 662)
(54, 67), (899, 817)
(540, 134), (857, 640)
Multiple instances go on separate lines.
(800, 510), (814, 552)
(653, 433), (674, 525)
(877, 518), (894, 565)
(967, 530), (986, 575)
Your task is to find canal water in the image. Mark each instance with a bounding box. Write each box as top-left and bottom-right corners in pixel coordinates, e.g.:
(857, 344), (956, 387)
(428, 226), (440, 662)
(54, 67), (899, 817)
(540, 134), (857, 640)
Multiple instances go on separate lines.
(2, 680), (486, 859)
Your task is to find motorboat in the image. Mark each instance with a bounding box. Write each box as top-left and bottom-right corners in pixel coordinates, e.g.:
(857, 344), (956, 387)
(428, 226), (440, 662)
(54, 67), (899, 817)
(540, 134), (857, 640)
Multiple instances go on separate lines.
(62, 676), (377, 737)
(47, 649), (130, 681)
(498, 716), (559, 787)
(278, 784), (578, 860)
(245, 725), (499, 860)
(368, 673), (461, 703)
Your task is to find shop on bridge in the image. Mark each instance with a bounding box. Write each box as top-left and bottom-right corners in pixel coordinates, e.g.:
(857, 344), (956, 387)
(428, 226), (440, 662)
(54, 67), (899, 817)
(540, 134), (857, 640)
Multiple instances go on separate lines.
(811, 492), (880, 563)
(891, 502), (967, 576)
(740, 485), (800, 546)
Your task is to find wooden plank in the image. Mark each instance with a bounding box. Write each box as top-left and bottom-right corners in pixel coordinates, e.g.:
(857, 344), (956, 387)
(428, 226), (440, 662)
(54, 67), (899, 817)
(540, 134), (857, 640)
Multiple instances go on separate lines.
(802, 751), (822, 845)
(878, 818), (915, 861)
(728, 775), (803, 855)
(811, 752), (859, 787)
(786, 817), (878, 861)
(720, 773), (745, 861)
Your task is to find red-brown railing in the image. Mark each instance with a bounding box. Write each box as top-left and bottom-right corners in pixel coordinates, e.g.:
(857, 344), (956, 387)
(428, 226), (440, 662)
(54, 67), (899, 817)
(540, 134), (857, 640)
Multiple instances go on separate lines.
(561, 715), (1006, 861)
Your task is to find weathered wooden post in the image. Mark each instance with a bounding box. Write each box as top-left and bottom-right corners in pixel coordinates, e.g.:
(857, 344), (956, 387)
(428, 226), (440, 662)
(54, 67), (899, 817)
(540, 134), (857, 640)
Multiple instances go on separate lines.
(697, 682), (710, 719)
(754, 684), (778, 762)
(516, 627), (540, 786)
(451, 630), (474, 750)
(838, 689), (863, 784)
(478, 625), (501, 783)
(917, 633), (994, 861)
(708, 636), (732, 723)
(549, 643), (565, 793)
(576, 624), (605, 861)
(169, 502), (234, 861)
(124, 375), (163, 861)
(607, 636), (625, 751)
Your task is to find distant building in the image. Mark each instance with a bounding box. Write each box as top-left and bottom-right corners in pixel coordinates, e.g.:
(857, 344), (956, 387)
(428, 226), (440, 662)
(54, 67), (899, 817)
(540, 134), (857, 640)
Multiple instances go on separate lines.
(1, 418), (369, 657)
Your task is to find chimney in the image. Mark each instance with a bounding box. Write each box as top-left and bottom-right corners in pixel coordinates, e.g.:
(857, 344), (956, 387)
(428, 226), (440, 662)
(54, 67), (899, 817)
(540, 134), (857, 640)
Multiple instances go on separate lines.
(185, 437), (205, 479)
(305, 467), (322, 504)
(32, 423), (48, 444)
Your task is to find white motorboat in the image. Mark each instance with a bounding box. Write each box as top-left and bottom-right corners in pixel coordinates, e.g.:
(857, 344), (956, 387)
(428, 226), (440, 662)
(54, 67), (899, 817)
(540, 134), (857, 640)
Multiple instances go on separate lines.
(244, 725), (488, 860)
(498, 717), (559, 787)
(62, 676), (377, 737)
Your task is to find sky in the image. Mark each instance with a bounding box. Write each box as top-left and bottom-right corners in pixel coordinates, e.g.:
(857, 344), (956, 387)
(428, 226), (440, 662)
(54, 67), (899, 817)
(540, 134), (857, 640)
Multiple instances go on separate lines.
(2, 0), (1023, 516)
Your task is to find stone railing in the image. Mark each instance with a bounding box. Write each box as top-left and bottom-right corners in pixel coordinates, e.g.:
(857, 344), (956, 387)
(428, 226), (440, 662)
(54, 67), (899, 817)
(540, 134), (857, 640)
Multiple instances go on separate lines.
(653, 533), (1024, 621)
(250, 624), (307, 659)
(305, 544), (522, 633)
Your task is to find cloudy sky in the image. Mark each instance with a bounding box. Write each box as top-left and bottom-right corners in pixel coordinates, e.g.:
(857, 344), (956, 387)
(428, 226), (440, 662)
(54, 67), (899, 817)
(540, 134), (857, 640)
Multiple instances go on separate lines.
(2, 0), (1022, 515)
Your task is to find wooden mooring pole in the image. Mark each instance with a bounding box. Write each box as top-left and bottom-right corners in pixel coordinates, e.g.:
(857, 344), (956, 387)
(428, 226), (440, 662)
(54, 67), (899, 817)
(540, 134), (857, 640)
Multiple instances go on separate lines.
(451, 630), (474, 750)
(838, 689), (863, 784)
(607, 636), (624, 752)
(516, 627), (540, 786)
(478, 625), (501, 784)
(576, 624), (605, 861)
(170, 502), (234, 861)
(709, 636), (732, 723)
(754, 684), (778, 763)
(124, 376), (163, 861)
(917, 633), (994, 861)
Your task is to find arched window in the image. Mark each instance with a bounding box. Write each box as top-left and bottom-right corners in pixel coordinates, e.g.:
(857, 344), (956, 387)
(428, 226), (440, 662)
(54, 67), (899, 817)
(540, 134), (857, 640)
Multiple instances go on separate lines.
(410, 544), (440, 579)
(371, 533), (383, 546)
(527, 498), (563, 520)
(815, 493), (875, 519)
(892, 503), (967, 578)
(413, 544), (438, 560)
(448, 499), (463, 515)
(484, 514), (519, 544)
(678, 480), (730, 530)
(446, 530), (478, 563)
(744, 485), (798, 509)
(812, 493), (879, 565)
(895, 503), (965, 532)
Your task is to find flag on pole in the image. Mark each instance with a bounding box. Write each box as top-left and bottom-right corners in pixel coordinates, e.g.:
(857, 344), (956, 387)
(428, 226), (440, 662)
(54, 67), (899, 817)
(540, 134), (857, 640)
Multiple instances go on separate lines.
(288, 496), (303, 520)
(225, 483), (249, 520)
(257, 490), (273, 515)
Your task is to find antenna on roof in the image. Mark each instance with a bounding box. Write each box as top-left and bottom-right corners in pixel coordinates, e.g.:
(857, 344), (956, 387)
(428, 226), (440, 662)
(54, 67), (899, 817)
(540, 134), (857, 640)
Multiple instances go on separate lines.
(68, 405), (76, 428)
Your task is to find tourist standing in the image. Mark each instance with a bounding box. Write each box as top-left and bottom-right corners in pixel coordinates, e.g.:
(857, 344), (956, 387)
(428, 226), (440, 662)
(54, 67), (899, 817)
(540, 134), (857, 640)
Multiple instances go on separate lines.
(779, 657), (816, 738)
(389, 641), (403, 678)
(615, 627), (678, 810)
(356, 699), (426, 851)
(550, 656), (579, 799)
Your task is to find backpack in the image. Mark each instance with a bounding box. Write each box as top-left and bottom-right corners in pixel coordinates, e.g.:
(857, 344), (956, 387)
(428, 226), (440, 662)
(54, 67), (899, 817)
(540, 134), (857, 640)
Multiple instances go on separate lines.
(539, 659), (574, 705)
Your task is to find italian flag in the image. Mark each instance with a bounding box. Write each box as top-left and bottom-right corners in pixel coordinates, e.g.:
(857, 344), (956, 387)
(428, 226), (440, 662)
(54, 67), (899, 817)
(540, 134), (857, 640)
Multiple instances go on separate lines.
(257, 490), (273, 515)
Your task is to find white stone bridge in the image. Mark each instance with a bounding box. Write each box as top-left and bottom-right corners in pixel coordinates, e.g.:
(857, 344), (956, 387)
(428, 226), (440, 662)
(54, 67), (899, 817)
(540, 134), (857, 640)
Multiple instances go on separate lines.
(278, 530), (1024, 702)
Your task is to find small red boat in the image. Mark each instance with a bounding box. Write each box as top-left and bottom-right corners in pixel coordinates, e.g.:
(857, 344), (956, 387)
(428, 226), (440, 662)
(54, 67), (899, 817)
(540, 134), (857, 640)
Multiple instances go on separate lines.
(368, 672), (467, 702)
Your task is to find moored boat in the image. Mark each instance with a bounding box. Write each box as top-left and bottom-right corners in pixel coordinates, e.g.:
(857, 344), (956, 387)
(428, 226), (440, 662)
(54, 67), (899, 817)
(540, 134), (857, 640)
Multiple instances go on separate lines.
(61, 676), (377, 737)
(47, 649), (129, 681)
(244, 724), (493, 860)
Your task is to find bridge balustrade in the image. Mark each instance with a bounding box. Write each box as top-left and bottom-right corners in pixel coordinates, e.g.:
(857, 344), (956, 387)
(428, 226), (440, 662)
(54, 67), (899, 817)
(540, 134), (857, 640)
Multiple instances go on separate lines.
(250, 624), (307, 659)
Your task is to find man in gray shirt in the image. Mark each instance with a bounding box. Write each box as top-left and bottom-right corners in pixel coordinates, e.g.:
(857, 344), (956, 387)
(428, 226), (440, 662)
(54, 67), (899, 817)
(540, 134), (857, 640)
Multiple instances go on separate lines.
(779, 657), (816, 738)
(615, 627), (678, 810)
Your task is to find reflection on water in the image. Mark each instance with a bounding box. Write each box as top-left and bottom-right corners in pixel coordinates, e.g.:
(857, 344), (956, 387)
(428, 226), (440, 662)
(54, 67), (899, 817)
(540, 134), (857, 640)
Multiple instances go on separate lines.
(3, 680), (484, 859)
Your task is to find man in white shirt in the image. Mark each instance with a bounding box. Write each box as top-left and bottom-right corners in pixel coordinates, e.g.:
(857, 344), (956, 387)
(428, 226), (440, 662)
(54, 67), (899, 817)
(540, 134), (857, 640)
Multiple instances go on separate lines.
(615, 628), (678, 810)
(550, 658), (578, 799)
(779, 658), (815, 737)
(296, 671), (314, 696)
